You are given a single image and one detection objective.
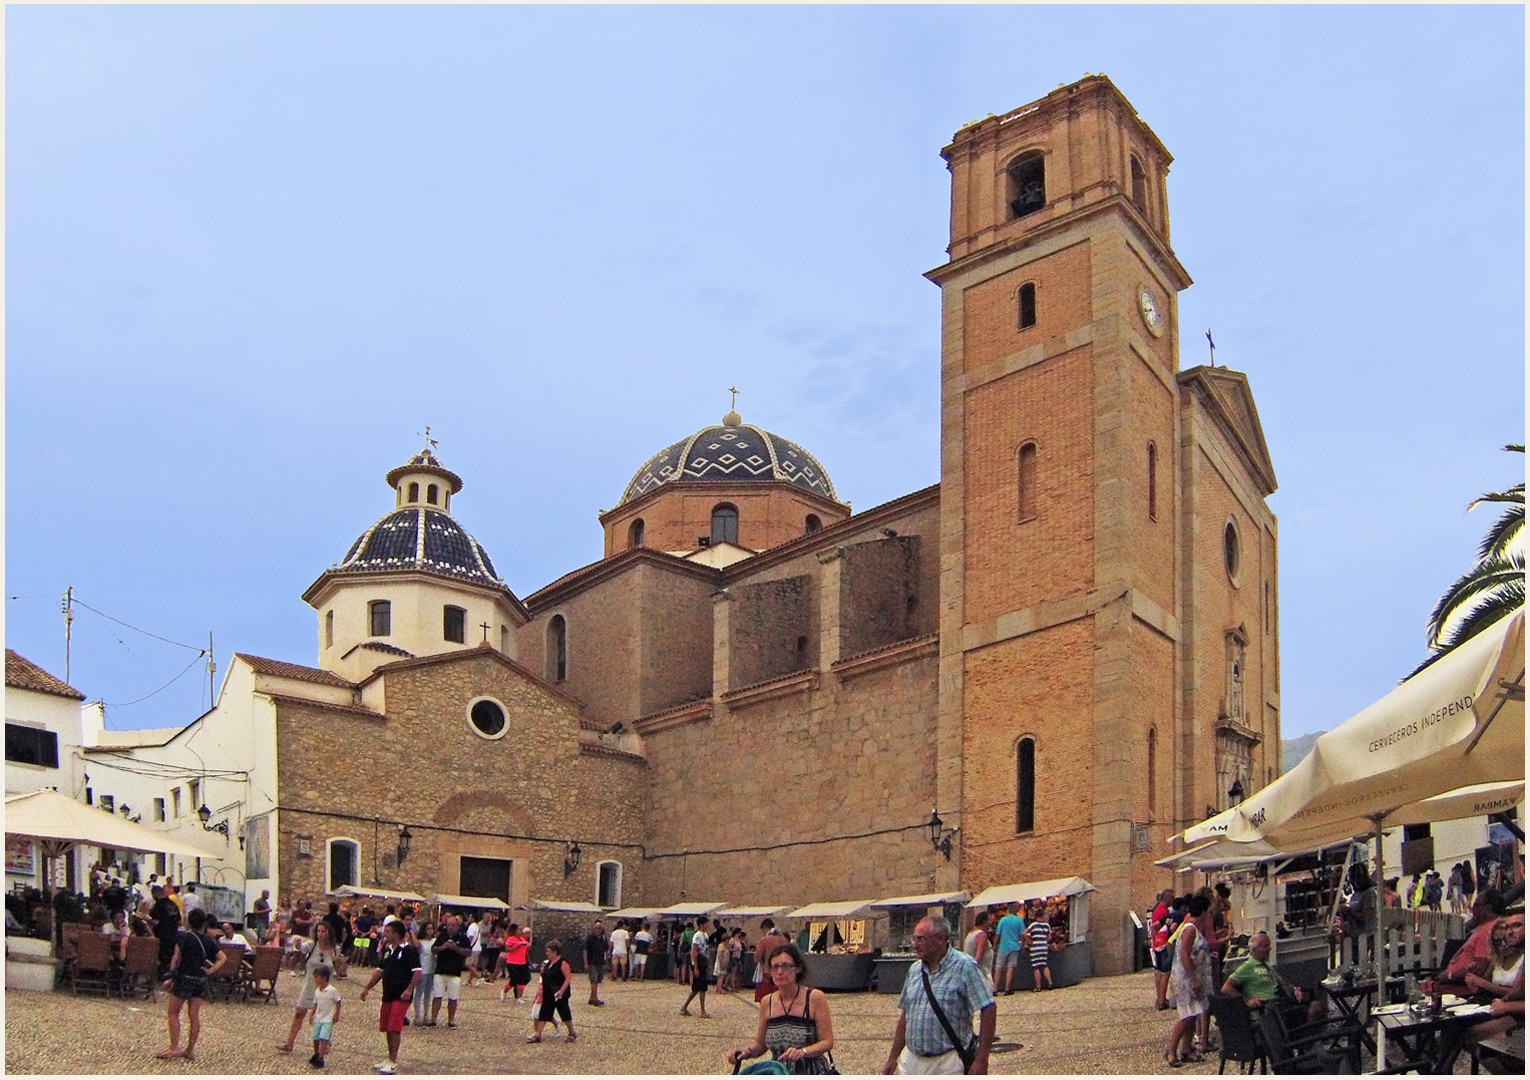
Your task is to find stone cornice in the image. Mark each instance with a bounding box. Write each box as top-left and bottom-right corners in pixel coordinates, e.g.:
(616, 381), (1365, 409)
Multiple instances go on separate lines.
(1178, 366), (1278, 497)
(302, 566), (528, 624)
(831, 634), (939, 681)
(524, 547), (724, 614)
(720, 669), (818, 712)
(1214, 718), (1262, 746)
(631, 698), (713, 736)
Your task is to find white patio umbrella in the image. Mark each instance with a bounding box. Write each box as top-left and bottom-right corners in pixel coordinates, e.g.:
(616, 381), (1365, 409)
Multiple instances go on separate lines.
(1179, 608), (1524, 981)
(1185, 608), (1524, 851)
(5, 788), (229, 861)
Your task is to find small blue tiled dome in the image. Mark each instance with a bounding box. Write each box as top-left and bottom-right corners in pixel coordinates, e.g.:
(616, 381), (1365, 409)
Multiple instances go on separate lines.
(620, 414), (837, 505)
(336, 508), (501, 585)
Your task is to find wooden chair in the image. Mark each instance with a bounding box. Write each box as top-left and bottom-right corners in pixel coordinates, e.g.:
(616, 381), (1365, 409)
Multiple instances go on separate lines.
(68, 933), (116, 997)
(120, 935), (160, 1001)
(242, 945), (282, 1003)
(58, 922), (93, 983)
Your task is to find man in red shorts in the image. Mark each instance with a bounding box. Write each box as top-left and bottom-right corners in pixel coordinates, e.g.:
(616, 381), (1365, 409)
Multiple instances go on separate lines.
(359, 921), (420, 1075)
(754, 919), (789, 1002)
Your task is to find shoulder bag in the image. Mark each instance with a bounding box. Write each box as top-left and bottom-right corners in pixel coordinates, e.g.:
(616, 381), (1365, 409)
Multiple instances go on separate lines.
(920, 966), (978, 1074)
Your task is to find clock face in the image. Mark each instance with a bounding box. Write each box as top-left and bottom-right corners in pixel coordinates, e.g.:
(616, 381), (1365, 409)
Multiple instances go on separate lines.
(1139, 286), (1164, 337)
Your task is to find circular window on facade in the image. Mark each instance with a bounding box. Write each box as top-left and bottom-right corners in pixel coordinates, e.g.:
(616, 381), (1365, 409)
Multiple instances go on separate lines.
(467, 697), (508, 740)
(1223, 519), (1241, 584)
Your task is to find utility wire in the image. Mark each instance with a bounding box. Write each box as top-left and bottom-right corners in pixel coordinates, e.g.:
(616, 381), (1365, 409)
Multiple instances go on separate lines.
(70, 596), (206, 653)
(102, 652), (208, 707)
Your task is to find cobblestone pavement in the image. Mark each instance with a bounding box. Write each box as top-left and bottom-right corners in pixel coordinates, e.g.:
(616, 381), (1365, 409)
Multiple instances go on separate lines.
(6, 966), (1227, 1074)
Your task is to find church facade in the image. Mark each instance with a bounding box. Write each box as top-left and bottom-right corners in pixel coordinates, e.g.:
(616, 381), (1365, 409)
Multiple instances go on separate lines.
(85, 75), (1278, 976)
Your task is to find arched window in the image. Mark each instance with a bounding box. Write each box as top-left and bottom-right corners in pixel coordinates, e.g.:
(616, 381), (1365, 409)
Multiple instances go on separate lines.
(1007, 152), (1046, 219)
(325, 610), (334, 648)
(1147, 727), (1157, 819)
(1130, 155), (1148, 213)
(628, 518), (645, 549)
(795, 635), (810, 671)
(805, 514), (822, 535)
(427, 484), (439, 505)
(369, 600), (391, 637)
(1264, 581), (1271, 633)
(1018, 282), (1037, 329)
(327, 838), (359, 891)
(443, 605), (466, 644)
(1224, 519), (1241, 582)
(408, 482), (419, 503)
(1017, 442), (1038, 522)
(711, 504), (739, 545)
(1147, 442), (1158, 521)
(1016, 737), (1036, 833)
(547, 615), (567, 682)
(597, 861), (622, 908)
(500, 625), (511, 654)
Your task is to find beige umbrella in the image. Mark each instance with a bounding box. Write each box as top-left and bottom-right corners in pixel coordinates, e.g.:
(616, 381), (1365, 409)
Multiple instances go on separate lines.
(1185, 609), (1524, 851)
(5, 788), (228, 860)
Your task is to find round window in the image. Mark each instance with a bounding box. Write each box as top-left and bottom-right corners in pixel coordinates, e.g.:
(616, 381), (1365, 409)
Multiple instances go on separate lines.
(468, 698), (508, 740)
(1223, 519), (1241, 582)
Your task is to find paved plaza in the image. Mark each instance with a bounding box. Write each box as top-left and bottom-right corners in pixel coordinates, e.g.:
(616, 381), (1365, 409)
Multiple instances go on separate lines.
(5, 966), (1223, 1075)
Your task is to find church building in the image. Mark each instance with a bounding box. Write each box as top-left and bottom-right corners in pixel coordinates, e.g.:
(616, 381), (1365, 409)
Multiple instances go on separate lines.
(84, 75), (1279, 976)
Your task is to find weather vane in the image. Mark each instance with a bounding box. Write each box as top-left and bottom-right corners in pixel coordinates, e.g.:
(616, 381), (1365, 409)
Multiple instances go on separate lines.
(1205, 330), (1216, 367)
(728, 386), (740, 411)
(417, 425), (439, 453)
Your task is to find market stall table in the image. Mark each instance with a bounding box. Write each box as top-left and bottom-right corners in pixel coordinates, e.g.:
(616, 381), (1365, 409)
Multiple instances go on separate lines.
(966, 877), (1095, 987)
(868, 891), (970, 995)
(1373, 1000), (1494, 1074)
(784, 901), (879, 991)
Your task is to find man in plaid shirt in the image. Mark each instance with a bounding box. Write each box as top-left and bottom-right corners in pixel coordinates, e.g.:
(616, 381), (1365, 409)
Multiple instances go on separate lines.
(882, 916), (996, 1074)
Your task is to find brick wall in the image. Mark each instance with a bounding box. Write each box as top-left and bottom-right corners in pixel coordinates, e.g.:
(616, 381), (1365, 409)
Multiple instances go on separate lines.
(636, 565), (715, 716)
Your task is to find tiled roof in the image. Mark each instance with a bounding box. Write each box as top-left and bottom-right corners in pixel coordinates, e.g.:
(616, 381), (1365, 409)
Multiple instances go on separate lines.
(235, 654), (355, 688)
(5, 650), (85, 700)
(578, 741), (648, 763)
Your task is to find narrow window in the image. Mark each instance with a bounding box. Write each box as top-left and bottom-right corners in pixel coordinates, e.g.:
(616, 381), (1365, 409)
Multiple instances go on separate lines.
(99, 794), (114, 813)
(1008, 152), (1046, 219)
(547, 615), (567, 682)
(1018, 283), (1037, 329)
(1147, 442), (1158, 521)
(443, 605), (466, 644)
(1016, 737), (1036, 833)
(369, 600), (391, 637)
(171, 788), (181, 818)
(427, 484), (439, 505)
(500, 625), (511, 654)
(805, 514), (822, 535)
(1264, 581), (1271, 633)
(327, 839), (359, 891)
(1017, 442), (1038, 522)
(597, 861), (622, 908)
(407, 482), (419, 503)
(795, 635), (809, 670)
(188, 779), (200, 810)
(1130, 155), (1148, 212)
(153, 797), (166, 822)
(711, 504), (739, 545)
(1147, 727), (1157, 819)
(325, 609), (334, 648)
(628, 518), (645, 549)
(85, 787), (93, 805)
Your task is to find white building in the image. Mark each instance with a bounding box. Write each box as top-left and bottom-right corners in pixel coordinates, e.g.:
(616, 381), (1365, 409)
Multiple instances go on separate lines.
(5, 651), (88, 891)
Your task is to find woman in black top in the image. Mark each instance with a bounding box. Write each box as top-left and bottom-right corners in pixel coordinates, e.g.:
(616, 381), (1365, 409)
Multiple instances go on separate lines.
(527, 940), (577, 1043)
(156, 909), (227, 1062)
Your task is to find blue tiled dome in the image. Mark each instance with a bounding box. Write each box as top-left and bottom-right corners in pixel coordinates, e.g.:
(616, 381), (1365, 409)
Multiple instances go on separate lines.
(336, 508), (502, 585)
(621, 415), (837, 505)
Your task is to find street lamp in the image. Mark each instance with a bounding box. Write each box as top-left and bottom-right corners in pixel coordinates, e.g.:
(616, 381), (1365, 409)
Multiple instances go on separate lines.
(563, 841), (582, 877)
(1228, 776), (1245, 805)
(396, 825), (413, 867)
(927, 809), (957, 861)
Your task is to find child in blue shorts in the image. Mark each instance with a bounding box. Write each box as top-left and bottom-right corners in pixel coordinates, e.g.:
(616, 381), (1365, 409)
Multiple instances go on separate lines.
(308, 965), (342, 1067)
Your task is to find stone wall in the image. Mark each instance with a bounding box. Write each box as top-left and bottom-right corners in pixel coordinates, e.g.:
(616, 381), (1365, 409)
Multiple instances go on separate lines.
(728, 575), (815, 689)
(273, 647), (647, 911)
(840, 535), (930, 656)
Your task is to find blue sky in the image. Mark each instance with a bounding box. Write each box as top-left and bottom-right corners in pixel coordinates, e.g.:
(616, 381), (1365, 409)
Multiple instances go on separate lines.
(6, 6), (1524, 741)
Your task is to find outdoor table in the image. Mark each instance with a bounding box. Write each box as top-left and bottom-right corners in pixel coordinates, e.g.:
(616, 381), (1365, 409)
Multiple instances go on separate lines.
(1372, 1000), (1493, 1074)
(1471, 1029), (1524, 1074)
(1320, 976), (1379, 1053)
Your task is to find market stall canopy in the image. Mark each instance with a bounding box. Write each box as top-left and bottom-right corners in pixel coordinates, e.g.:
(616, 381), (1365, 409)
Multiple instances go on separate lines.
(525, 899), (606, 914)
(714, 905), (792, 919)
(334, 885), (427, 903)
(606, 907), (661, 920)
(966, 877), (1096, 908)
(431, 894), (509, 910)
(656, 901), (730, 917)
(4, 788), (228, 860)
(786, 900), (877, 920)
(1185, 609), (1525, 852)
(870, 891), (972, 908)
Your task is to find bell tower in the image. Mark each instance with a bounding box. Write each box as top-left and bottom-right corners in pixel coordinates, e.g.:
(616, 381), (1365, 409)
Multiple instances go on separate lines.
(928, 75), (1195, 974)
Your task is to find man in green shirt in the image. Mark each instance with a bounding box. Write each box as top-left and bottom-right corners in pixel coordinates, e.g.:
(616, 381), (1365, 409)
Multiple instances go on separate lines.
(1221, 932), (1305, 1007)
